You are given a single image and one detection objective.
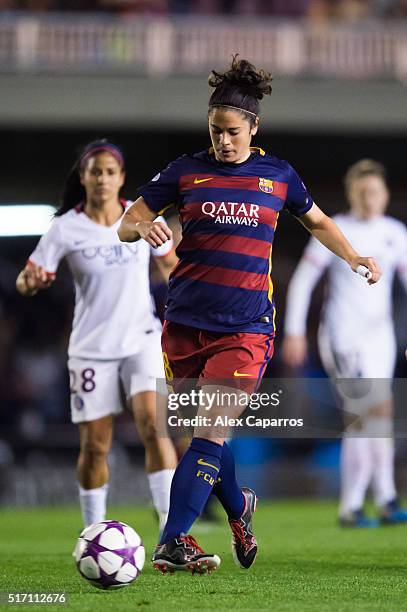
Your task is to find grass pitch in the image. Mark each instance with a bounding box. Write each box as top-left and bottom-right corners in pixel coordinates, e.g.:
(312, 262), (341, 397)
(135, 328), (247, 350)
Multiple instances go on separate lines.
(1, 500), (407, 611)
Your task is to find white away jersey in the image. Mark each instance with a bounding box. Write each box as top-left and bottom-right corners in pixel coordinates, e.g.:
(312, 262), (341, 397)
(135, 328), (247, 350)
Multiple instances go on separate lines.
(284, 213), (407, 343)
(29, 204), (173, 359)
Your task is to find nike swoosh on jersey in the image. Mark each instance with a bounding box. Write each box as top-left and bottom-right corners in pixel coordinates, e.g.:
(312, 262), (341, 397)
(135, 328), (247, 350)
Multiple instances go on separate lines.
(193, 177), (213, 184)
(233, 370), (255, 377)
(197, 458), (220, 472)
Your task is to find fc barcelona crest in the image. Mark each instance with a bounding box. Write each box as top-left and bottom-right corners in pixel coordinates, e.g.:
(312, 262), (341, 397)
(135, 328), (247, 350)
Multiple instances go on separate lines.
(259, 178), (274, 194)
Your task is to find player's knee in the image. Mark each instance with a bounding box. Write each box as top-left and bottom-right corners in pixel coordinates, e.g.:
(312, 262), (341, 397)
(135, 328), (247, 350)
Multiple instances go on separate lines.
(137, 414), (159, 446)
(80, 437), (110, 463)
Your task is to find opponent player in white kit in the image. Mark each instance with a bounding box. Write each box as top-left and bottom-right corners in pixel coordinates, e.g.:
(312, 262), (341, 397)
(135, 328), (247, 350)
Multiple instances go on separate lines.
(282, 159), (407, 526)
(16, 140), (178, 533)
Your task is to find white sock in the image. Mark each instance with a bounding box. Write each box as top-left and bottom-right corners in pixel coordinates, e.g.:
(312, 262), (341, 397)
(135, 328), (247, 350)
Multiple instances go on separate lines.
(147, 469), (175, 533)
(339, 436), (373, 517)
(370, 430), (396, 508)
(79, 483), (109, 527)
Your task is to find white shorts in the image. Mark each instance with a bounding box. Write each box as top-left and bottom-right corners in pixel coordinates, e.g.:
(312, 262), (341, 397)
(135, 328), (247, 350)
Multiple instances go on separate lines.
(318, 322), (396, 414)
(68, 331), (165, 424)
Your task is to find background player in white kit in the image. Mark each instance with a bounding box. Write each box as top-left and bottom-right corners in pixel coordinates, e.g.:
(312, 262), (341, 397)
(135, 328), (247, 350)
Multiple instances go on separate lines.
(282, 159), (407, 527)
(16, 140), (178, 533)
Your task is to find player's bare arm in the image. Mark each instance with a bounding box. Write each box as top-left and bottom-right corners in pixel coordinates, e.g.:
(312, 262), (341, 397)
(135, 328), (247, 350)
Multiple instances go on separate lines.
(16, 262), (55, 297)
(300, 203), (381, 285)
(281, 335), (308, 369)
(154, 249), (179, 283)
(117, 196), (172, 247)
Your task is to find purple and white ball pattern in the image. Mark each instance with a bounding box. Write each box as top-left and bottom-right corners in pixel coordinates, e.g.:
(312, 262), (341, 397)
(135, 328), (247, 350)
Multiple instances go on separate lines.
(75, 520), (145, 590)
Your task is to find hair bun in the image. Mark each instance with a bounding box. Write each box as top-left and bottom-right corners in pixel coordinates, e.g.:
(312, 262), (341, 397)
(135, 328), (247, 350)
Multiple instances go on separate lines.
(208, 54), (272, 100)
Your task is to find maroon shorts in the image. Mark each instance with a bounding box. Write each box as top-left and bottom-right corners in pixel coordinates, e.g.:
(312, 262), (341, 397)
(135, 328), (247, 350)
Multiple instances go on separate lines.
(161, 320), (274, 394)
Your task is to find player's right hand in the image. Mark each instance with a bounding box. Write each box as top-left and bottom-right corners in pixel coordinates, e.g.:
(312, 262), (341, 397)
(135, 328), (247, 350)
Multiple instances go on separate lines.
(135, 221), (173, 248)
(281, 335), (307, 368)
(350, 256), (381, 285)
(16, 264), (54, 296)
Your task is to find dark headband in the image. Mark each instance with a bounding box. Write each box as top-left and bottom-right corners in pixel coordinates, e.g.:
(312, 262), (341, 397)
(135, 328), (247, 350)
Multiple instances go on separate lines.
(80, 144), (125, 170)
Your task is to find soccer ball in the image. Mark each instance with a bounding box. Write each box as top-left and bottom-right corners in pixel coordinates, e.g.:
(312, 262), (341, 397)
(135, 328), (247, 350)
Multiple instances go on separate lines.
(74, 520), (145, 590)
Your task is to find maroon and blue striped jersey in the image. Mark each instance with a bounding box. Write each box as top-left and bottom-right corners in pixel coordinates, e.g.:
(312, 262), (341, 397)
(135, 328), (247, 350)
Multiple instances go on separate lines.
(138, 147), (314, 334)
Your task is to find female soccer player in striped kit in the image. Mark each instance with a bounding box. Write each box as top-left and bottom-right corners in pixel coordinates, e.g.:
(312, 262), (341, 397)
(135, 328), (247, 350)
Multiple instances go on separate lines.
(16, 140), (178, 534)
(118, 56), (381, 574)
(282, 159), (407, 527)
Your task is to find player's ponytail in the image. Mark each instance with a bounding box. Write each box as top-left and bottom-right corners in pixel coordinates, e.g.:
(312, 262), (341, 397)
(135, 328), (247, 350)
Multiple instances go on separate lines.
(55, 164), (84, 217)
(55, 139), (125, 217)
(208, 54), (273, 125)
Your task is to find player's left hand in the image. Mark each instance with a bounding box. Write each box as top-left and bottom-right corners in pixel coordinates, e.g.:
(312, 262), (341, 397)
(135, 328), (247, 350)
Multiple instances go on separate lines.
(350, 256), (381, 285)
(135, 220), (173, 248)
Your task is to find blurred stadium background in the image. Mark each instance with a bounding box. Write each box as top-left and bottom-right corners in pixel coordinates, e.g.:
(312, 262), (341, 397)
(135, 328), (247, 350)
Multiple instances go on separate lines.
(0, 0), (406, 510)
